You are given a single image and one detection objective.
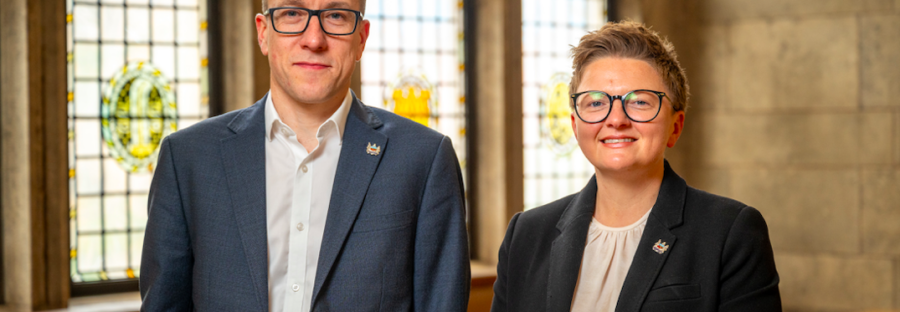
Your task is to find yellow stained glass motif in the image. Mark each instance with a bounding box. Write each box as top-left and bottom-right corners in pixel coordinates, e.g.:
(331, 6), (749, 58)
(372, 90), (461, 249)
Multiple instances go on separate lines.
(391, 87), (431, 126)
(101, 62), (178, 173)
(540, 73), (577, 155)
(384, 72), (436, 127)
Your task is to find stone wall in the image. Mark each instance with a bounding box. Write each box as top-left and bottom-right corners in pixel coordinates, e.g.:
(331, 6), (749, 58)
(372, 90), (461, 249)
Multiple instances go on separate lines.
(639, 0), (900, 311)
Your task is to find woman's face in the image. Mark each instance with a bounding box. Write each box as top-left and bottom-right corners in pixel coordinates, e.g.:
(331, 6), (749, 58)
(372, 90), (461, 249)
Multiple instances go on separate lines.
(571, 57), (684, 175)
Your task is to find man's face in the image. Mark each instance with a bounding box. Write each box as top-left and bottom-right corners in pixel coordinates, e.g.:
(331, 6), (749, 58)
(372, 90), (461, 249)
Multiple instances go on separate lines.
(256, 0), (370, 105)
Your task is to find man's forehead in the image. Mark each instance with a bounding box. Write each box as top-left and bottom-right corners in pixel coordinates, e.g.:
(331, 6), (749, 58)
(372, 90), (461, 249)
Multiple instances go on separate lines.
(269, 0), (359, 9)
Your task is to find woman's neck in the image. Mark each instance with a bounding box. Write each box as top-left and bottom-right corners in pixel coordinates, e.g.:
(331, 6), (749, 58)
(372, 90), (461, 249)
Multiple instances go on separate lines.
(592, 162), (665, 227)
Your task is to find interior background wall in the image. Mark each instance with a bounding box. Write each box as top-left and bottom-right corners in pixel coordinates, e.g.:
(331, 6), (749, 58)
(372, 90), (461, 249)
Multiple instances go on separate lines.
(635, 0), (900, 311)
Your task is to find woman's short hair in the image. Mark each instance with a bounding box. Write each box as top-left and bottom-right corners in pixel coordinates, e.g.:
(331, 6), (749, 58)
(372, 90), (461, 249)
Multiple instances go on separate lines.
(570, 20), (689, 112)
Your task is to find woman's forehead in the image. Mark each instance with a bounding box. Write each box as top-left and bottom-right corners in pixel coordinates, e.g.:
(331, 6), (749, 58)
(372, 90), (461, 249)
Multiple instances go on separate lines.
(579, 58), (666, 91)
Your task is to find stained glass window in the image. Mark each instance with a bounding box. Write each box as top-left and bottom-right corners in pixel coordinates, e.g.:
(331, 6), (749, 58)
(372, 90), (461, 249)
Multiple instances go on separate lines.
(522, 0), (606, 209)
(359, 0), (467, 175)
(67, 0), (208, 283)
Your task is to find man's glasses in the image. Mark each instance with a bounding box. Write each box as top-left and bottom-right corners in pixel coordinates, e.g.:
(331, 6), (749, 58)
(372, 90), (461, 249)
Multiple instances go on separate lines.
(265, 7), (361, 36)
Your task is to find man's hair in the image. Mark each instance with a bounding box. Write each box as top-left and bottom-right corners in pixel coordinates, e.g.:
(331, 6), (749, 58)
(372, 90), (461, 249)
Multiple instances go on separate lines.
(261, 0), (368, 16)
(569, 20), (689, 112)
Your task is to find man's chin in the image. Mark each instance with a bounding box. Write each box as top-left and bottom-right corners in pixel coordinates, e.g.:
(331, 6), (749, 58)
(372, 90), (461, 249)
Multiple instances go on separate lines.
(286, 87), (343, 105)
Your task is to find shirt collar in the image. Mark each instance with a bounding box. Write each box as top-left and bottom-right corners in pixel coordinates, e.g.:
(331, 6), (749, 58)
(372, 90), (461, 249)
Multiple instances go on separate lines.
(264, 90), (353, 143)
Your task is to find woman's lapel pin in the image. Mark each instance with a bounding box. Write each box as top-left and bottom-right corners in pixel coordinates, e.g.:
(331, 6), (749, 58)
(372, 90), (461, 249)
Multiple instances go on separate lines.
(652, 239), (669, 254)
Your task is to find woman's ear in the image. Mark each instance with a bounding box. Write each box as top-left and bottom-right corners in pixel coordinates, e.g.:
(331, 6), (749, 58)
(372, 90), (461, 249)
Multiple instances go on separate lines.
(570, 113), (578, 139)
(666, 112), (685, 148)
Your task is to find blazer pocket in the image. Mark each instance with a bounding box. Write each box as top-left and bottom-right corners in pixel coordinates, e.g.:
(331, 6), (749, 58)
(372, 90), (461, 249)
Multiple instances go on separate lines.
(352, 210), (415, 233)
(644, 284), (701, 303)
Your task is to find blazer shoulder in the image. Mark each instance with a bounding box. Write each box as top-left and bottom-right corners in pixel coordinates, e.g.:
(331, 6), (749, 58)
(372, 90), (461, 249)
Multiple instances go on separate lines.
(367, 105), (445, 142)
(685, 186), (751, 214)
(514, 193), (577, 232)
(165, 104), (258, 144)
(682, 185), (771, 235)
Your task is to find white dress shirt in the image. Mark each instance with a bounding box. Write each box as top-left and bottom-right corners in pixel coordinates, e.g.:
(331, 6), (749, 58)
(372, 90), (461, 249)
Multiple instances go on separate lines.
(570, 208), (652, 312)
(265, 90), (352, 312)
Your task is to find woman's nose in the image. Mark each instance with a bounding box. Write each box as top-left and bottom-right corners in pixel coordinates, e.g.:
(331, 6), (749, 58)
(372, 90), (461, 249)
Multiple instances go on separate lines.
(604, 100), (631, 128)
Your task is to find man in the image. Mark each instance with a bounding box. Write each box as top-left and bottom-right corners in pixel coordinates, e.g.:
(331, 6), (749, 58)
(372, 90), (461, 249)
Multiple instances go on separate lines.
(139, 0), (470, 310)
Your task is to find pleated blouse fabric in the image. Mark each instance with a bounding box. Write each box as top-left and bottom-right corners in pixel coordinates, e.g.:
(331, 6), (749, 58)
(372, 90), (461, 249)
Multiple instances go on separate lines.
(570, 208), (652, 312)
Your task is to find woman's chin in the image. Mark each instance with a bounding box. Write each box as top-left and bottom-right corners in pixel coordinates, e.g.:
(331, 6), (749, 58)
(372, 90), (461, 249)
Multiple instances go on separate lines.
(591, 158), (660, 176)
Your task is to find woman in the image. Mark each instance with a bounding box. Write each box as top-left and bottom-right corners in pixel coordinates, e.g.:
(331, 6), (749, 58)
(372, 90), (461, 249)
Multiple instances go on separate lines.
(491, 21), (781, 312)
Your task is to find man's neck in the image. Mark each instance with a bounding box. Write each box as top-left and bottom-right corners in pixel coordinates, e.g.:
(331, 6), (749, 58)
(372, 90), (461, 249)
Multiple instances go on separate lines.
(270, 88), (347, 152)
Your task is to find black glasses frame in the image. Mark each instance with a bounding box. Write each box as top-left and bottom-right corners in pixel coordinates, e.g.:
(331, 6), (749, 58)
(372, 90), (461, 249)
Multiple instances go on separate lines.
(265, 7), (362, 36)
(570, 89), (668, 123)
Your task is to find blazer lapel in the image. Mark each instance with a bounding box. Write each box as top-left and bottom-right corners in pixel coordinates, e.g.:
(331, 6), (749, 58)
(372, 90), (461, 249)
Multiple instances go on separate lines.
(546, 176), (598, 311)
(312, 94), (387, 304)
(219, 97), (269, 311)
(615, 161), (686, 312)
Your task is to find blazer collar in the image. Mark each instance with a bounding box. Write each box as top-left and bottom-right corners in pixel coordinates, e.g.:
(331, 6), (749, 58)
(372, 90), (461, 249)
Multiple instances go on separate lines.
(220, 95), (269, 311)
(616, 161), (687, 312)
(546, 161), (688, 312)
(546, 175), (597, 311)
(312, 92), (387, 304)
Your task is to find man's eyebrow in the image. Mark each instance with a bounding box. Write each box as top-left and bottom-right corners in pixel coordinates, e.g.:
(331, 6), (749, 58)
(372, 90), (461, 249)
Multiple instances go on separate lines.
(275, 0), (305, 7)
(322, 1), (353, 10)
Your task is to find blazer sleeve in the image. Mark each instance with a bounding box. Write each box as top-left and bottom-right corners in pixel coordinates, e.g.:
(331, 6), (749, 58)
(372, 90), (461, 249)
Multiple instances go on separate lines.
(491, 212), (521, 312)
(718, 206), (782, 311)
(413, 136), (471, 311)
(140, 138), (194, 311)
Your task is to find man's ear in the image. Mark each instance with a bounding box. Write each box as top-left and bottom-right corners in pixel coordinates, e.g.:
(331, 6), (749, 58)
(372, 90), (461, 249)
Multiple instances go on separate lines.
(356, 19), (371, 61)
(255, 13), (269, 56)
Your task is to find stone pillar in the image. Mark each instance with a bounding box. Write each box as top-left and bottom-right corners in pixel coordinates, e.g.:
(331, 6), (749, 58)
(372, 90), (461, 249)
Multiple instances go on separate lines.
(220, 0), (256, 112)
(0, 0), (33, 309)
(471, 0), (523, 264)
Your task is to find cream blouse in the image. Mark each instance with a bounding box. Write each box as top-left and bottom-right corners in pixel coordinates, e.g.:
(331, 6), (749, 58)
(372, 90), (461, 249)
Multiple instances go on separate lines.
(570, 208), (652, 312)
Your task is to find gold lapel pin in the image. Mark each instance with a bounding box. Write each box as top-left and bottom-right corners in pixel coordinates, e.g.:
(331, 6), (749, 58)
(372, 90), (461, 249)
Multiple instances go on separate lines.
(366, 142), (381, 156)
(652, 239), (669, 254)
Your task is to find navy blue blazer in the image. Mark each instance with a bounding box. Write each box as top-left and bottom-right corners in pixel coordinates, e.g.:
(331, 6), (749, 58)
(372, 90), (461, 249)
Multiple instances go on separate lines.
(491, 162), (781, 312)
(140, 93), (470, 311)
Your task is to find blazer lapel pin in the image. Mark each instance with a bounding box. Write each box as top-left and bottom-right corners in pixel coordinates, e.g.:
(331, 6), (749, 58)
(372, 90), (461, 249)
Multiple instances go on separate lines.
(366, 142), (381, 156)
(652, 239), (669, 254)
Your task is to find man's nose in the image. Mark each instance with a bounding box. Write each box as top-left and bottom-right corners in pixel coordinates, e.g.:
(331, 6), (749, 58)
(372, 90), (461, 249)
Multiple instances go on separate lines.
(299, 15), (327, 51)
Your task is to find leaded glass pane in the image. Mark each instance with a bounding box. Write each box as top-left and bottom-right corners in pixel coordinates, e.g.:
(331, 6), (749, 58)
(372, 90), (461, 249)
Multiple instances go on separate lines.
(67, 0), (208, 284)
(360, 0), (467, 179)
(522, 0), (606, 210)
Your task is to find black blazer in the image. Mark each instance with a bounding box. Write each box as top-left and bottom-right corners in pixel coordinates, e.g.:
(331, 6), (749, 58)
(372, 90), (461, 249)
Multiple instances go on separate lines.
(491, 162), (781, 312)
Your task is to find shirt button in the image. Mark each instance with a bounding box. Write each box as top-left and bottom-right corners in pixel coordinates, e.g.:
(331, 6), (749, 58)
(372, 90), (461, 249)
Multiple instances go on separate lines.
(292, 284), (300, 292)
(296, 223), (304, 231)
(301, 165), (308, 173)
